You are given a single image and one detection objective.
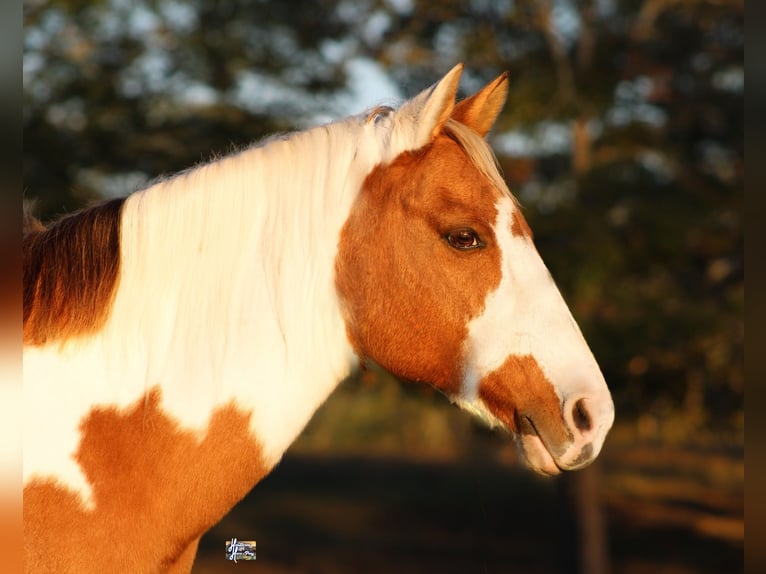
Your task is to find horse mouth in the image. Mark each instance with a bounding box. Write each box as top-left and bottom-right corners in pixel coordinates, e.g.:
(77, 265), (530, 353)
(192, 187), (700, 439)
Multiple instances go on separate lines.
(516, 415), (564, 476)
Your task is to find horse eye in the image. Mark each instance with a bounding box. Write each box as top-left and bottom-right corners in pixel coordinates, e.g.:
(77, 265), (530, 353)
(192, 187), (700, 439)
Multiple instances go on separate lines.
(446, 229), (482, 250)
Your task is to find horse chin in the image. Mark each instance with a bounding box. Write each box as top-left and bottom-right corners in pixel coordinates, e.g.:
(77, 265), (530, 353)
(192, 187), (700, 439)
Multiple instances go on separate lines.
(452, 398), (564, 475)
(515, 426), (563, 476)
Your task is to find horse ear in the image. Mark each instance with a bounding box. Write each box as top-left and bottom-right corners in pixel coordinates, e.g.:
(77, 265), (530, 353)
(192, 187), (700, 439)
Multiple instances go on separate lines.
(452, 71), (509, 137)
(397, 63), (463, 148)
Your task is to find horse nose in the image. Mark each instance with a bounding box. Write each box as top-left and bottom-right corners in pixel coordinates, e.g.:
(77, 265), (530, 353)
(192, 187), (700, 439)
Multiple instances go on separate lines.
(563, 395), (613, 439)
(571, 397), (592, 433)
(559, 394), (614, 468)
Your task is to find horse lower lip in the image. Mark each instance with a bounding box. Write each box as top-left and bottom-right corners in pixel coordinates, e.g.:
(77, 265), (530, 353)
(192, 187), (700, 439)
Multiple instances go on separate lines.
(520, 415), (567, 473)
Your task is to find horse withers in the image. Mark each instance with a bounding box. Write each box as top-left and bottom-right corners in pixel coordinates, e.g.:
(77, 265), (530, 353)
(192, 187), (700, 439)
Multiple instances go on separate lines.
(23, 64), (614, 573)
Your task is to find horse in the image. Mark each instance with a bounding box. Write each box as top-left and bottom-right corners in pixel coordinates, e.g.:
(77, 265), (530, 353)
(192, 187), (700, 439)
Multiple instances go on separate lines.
(23, 64), (614, 573)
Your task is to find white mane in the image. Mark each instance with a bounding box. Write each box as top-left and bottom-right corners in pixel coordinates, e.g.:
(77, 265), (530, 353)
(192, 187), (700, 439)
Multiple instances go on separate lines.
(114, 114), (399, 449)
(23, 75), (499, 506)
(23, 110), (413, 504)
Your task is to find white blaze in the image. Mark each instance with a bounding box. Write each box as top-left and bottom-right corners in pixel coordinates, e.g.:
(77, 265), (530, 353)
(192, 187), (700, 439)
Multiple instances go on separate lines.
(460, 197), (614, 461)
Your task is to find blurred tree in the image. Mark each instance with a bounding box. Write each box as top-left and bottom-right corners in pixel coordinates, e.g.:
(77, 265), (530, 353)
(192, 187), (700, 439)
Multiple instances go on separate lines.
(23, 0), (356, 217)
(24, 0), (743, 434)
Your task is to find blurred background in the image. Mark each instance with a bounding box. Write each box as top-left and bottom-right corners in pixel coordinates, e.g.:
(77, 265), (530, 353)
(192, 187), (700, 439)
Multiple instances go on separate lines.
(23, 0), (743, 572)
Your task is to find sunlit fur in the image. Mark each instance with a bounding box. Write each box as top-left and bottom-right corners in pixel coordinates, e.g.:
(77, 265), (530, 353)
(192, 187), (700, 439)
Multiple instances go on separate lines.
(23, 65), (614, 573)
(24, 79), (516, 507)
(442, 119), (517, 207)
(25, 114), (393, 506)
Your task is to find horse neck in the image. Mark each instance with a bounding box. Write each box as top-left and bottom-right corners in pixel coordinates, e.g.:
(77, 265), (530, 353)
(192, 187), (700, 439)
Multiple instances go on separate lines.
(103, 120), (370, 465)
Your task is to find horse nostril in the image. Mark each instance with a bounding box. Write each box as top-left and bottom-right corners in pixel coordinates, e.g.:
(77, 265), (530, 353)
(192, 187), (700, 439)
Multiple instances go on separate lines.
(572, 398), (592, 433)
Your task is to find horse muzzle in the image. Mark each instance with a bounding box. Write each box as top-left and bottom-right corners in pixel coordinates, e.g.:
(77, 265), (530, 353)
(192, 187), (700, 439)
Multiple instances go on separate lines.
(516, 393), (615, 475)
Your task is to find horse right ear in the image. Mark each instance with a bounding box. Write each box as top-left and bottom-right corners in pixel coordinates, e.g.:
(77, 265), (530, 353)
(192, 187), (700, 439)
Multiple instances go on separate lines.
(451, 71), (509, 137)
(394, 63), (463, 150)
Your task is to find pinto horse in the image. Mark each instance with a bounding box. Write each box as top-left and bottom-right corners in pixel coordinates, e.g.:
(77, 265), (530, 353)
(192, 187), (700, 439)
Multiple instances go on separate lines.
(23, 64), (614, 573)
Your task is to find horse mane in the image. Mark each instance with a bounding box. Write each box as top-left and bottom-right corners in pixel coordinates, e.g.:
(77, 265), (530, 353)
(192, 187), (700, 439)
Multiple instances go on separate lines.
(23, 198), (126, 346)
(20, 112), (511, 350)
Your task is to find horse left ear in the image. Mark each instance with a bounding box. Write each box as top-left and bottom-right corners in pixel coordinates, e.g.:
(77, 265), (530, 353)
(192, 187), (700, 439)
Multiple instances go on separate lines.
(452, 71), (509, 137)
(396, 63), (463, 149)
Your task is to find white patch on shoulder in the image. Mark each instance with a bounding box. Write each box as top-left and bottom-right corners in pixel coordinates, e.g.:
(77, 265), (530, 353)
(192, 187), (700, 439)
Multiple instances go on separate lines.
(23, 341), (145, 510)
(22, 115), (373, 509)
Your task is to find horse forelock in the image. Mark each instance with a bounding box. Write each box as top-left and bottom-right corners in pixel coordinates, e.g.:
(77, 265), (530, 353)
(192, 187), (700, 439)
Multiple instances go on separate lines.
(443, 120), (514, 200)
(442, 120), (532, 240)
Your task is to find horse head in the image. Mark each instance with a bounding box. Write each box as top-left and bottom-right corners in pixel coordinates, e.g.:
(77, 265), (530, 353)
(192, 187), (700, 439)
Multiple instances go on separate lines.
(336, 64), (614, 474)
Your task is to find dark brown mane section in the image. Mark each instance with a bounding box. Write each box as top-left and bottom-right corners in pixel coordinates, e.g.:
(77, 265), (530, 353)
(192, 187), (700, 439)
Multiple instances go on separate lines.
(23, 198), (126, 346)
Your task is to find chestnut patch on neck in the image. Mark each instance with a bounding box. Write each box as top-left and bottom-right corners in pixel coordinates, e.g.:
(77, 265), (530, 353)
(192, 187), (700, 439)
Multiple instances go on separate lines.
(23, 388), (268, 573)
(335, 136), (503, 395)
(23, 198), (125, 346)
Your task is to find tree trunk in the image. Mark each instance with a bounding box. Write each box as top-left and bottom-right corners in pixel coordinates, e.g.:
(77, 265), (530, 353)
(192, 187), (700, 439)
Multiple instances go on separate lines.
(557, 461), (610, 574)
(575, 462), (610, 574)
(572, 117), (592, 176)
